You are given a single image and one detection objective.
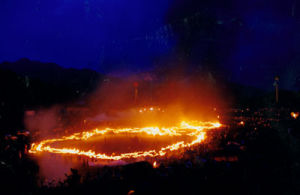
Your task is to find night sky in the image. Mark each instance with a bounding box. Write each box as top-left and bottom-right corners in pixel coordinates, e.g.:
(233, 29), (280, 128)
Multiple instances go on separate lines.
(0, 0), (299, 89)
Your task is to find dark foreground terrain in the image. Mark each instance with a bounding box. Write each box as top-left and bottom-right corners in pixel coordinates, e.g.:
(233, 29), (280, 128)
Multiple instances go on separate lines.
(1, 109), (300, 195)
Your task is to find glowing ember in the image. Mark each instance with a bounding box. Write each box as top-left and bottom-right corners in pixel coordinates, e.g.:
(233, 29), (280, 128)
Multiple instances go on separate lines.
(291, 112), (299, 119)
(29, 121), (221, 161)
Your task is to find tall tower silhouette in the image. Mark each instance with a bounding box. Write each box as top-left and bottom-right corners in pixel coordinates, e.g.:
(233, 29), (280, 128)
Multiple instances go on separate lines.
(273, 76), (279, 104)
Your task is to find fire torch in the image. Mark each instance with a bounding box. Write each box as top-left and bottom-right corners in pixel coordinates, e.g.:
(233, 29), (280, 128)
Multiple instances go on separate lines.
(273, 76), (279, 104)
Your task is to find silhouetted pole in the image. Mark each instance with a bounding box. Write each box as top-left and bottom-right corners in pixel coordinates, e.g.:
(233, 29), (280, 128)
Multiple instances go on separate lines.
(144, 73), (154, 103)
(133, 82), (139, 103)
(273, 76), (279, 104)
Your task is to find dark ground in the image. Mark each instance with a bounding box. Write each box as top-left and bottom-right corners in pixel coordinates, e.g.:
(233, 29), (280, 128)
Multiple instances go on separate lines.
(1, 110), (300, 195)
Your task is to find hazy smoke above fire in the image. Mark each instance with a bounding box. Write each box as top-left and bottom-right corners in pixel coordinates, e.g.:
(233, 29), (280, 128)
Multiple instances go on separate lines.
(24, 106), (62, 138)
(86, 66), (226, 125)
(24, 65), (226, 135)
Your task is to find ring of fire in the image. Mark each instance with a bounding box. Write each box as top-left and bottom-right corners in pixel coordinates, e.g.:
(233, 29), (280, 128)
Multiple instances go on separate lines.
(29, 121), (221, 161)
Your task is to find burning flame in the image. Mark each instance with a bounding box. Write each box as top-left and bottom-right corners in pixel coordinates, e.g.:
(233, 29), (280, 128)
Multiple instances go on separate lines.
(291, 112), (299, 119)
(29, 121), (221, 161)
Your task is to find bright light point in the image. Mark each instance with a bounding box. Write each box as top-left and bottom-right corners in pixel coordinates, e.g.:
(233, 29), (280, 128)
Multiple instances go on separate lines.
(291, 112), (299, 119)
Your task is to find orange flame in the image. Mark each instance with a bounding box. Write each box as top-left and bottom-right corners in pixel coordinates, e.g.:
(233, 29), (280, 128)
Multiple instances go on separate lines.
(29, 121), (221, 161)
(291, 112), (299, 119)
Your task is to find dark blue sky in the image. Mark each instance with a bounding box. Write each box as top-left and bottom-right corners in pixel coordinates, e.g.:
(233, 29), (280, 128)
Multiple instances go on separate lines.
(0, 0), (299, 89)
(0, 0), (173, 71)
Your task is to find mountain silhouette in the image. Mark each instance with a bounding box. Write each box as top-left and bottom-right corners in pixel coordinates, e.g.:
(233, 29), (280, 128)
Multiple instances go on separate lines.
(0, 58), (102, 92)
